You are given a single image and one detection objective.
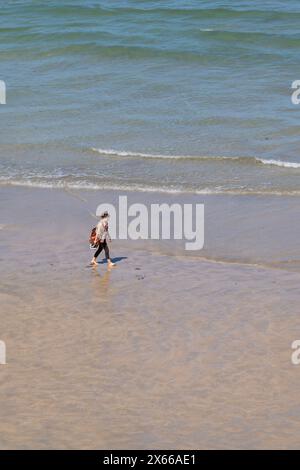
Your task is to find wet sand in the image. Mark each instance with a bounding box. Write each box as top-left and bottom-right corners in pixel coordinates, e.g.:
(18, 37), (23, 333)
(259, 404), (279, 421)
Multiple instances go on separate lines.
(1, 186), (300, 449)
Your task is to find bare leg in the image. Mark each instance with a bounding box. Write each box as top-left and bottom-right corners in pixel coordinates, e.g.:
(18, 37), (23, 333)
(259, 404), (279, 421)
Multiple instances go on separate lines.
(104, 241), (115, 267)
(91, 243), (103, 265)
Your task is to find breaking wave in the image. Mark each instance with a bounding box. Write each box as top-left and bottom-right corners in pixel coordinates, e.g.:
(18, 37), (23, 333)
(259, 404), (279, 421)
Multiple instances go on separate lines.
(90, 148), (300, 169)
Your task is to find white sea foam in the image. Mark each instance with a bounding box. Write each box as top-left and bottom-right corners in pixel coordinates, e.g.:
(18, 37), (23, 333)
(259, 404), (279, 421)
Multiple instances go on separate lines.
(90, 147), (239, 161)
(256, 158), (300, 169)
(91, 147), (194, 159)
(1, 177), (300, 197)
(0, 177), (212, 194)
(91, 148), (300, 169)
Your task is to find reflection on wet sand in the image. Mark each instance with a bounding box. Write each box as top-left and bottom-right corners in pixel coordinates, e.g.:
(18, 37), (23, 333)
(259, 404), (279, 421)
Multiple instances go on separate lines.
(91, 267), (112, 301)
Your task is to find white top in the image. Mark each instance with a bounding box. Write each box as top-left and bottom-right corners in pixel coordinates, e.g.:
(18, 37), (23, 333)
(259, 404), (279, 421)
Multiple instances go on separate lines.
(96, 217), (110, 242)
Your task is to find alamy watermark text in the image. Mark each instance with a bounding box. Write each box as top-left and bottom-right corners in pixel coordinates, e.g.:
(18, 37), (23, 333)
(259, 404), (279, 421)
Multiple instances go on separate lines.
(0, 80), (6, 104)
(96, 196), (204, 251)
(0, 341), (6, 364)
(291, 80), (300, 105)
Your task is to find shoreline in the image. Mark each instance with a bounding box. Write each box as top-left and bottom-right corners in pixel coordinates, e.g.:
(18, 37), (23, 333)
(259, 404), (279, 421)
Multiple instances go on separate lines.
(2, 184), (300, 272)
(2, 179), (300, 198)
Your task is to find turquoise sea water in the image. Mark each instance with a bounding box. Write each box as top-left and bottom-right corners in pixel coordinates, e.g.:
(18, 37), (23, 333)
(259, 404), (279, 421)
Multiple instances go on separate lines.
(0, 0), (300, 194)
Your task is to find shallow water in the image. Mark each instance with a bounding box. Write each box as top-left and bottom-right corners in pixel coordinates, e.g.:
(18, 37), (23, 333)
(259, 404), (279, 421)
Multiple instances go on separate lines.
(1, 0), (300, 194)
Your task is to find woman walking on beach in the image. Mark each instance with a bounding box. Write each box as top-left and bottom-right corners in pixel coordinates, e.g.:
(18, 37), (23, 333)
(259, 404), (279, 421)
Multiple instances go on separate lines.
(91, 211), (115, 267)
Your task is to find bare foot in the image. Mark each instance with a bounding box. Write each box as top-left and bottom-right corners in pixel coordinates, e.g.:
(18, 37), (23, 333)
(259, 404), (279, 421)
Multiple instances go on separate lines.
(91, 258), (98, 266)
(107, 260), (115, 267)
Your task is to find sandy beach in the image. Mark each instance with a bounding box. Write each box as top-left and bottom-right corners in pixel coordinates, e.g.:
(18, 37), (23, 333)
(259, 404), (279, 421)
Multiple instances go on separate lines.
(1, 186), (300, 449)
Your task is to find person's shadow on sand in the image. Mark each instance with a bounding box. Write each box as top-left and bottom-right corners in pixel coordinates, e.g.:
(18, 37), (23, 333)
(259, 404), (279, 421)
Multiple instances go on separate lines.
(97, 256), (127, 265)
